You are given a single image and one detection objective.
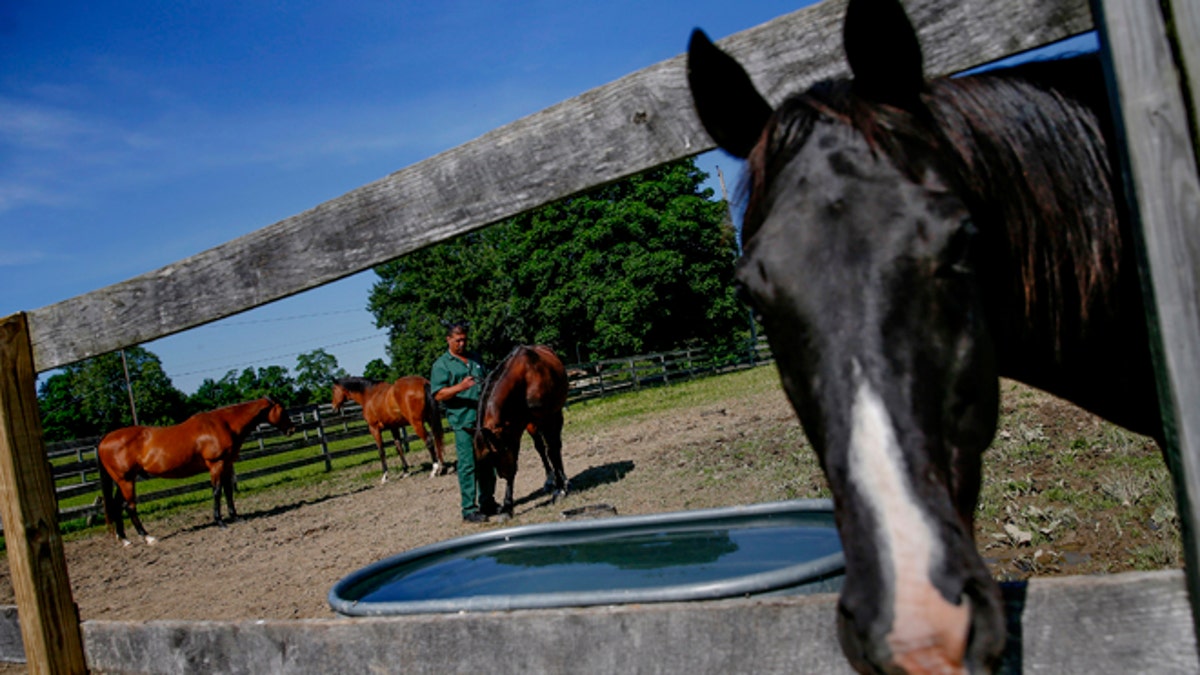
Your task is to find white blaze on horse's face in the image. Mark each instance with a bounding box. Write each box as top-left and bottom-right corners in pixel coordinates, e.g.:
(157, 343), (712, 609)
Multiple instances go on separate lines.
(848, 362), (971, 672)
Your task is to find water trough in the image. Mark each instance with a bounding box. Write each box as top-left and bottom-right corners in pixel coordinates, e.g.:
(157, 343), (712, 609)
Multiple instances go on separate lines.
(329, 499), (844, 616)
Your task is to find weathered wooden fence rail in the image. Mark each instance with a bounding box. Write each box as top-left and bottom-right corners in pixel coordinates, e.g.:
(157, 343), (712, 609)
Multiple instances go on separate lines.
(2, 0), (1197, 672)
(0, 570), (1194, 673)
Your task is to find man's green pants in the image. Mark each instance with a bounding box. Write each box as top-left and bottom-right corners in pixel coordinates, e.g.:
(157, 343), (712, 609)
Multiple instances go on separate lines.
(454, 428), (496, 516)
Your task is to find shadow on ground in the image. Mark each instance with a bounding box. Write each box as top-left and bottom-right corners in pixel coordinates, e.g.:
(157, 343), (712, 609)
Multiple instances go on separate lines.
(509, 460), (636, 514)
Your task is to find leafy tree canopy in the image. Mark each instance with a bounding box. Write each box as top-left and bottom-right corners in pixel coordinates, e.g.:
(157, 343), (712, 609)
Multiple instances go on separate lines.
(369, 158), (748, 375)
(362, 358), (393, 382)
(295, 348), (348, 404)
(37, 347), (187, 441)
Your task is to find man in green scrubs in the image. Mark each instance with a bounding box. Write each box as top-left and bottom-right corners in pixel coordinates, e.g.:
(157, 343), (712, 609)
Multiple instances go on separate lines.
(431, 323), (497, 523)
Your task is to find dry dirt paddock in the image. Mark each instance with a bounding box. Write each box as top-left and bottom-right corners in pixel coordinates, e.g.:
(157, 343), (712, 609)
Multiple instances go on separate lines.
(0, 367), (1179, 627)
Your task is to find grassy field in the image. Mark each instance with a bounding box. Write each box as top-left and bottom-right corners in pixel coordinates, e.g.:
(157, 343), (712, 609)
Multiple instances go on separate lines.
(47, 364), (1180, 582)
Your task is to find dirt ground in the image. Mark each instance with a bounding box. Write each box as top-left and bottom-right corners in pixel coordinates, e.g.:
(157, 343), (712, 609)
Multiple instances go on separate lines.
(0, 368), (1179, 626)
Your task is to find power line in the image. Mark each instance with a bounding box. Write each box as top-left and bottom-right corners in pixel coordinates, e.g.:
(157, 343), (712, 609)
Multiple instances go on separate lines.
(170, 335), (387, 380)
(194, 308), (368, 328)
(165, 326), (383, 371)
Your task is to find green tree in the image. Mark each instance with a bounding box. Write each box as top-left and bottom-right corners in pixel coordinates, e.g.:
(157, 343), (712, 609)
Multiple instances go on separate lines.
(234, 366), (298, 407)
(38, 371), (87, 442)
(295, 348), (347, 404)
(362, 358), (393, 382)
(38, 347), (188, 439)
(369, 158), (746, 374)
(187, 369), (246, 413)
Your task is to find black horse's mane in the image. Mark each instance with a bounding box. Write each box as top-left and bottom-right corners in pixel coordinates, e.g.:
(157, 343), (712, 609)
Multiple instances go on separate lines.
(476, 345), (536, 419)
(743, 54), (1122, 350)
(333, 376), (378, 394)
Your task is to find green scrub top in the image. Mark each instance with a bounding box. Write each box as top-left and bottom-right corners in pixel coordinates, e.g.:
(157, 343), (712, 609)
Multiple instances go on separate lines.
(430, 350), (486, 430)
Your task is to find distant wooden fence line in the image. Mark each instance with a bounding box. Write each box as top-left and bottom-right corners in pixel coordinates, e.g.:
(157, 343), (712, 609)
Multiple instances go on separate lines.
(35, 339), (773, 529)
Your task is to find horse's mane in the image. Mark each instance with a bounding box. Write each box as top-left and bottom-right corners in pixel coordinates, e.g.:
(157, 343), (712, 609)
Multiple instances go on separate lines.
(333, 377), (378, 394)
(743, 54), (1122, 351)
(477, 346), (532, 419)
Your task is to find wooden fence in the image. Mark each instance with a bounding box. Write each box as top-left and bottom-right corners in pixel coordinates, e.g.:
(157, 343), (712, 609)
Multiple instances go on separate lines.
(0, 0), (1197, 672)
(32, 339), (773, 531)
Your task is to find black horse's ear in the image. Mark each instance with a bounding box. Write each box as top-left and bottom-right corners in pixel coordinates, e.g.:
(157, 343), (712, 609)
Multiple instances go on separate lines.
(687, 28), (772, 159)
(844, 0), (925, 108)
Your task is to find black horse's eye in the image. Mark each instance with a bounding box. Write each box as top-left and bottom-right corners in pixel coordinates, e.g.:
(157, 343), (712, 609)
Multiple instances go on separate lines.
(936, 218), (977, 278)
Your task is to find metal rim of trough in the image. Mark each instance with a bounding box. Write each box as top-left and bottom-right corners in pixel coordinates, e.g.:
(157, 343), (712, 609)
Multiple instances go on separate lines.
(328, 498), (844, 616)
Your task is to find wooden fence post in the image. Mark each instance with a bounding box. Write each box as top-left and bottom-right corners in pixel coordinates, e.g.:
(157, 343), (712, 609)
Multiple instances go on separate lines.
(314, 407), (333, 472)
(75, 445), (86, 485)
(0, 313), (87, 674)
(1092, 0), (1200, 656)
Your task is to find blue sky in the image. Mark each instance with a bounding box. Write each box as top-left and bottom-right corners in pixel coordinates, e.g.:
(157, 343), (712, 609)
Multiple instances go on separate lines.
(0, 1), (810, 395)
(1, 2), (1095, 397)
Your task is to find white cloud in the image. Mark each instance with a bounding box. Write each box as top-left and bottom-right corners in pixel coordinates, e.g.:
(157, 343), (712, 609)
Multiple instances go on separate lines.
(0, 248), (47, 267)
(0, 98), (95, 150)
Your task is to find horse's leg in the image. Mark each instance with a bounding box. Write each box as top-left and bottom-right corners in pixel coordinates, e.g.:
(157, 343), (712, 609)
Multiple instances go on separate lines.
(99, 467), (129, 545)
(221, 463), (238, 523)
(391, 426), (412, 475)
(410, 422), (442, 478)
(109, 478), (131, 546)
(493, 444), (518, 519)
(371, 426), (390, 484)
(543, 414), (569, 502)
(424, 390), (449, 477)
(502, 474), (516, 518)
(209, 464), (228, 528)
(529, 430), (556, 495)
(121, 478), (155, 545)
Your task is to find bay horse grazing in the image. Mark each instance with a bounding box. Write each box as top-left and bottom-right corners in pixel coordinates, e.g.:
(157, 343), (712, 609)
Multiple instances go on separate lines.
(331, 376), (447, 482)
(474, 345), (569, 518)
(689, 0), (1163, 672)
(98, 397), (295, 546)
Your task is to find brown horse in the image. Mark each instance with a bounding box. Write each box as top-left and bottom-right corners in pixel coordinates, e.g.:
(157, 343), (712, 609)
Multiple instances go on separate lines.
(473, 345), (569, 518)
(331, 375), (447, 482)
(97, 397), (295, 546)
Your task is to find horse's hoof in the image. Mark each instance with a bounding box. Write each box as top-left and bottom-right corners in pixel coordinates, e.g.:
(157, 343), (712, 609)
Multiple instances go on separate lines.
(380, 473), (389, 485)
(144, 536), (158, 546)
(493, 512), (512, 523)
(121, 539), (132, 548)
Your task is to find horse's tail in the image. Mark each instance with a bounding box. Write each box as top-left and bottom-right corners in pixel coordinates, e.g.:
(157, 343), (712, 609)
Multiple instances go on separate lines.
(97, 454), (119, 533)
(423, 380), (447, 456)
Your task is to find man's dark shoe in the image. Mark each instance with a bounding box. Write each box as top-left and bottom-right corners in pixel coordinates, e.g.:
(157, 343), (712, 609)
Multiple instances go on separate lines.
(463, 512), (489, 524)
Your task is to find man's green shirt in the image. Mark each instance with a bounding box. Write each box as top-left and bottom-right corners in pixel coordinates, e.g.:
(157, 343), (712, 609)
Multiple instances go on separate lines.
(430, 350), (486, 430)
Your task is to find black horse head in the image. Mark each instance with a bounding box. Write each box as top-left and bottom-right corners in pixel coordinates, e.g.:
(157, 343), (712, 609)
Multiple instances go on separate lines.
(687, 0), (1142, 670)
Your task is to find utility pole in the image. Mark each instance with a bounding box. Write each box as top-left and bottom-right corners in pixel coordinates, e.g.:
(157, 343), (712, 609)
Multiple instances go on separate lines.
(120, 349), (139, 425)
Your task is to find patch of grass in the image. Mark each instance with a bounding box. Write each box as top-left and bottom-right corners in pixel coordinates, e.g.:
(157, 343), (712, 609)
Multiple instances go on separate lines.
(1129, 542), (1181, 570)
(566, 366), (779, 434)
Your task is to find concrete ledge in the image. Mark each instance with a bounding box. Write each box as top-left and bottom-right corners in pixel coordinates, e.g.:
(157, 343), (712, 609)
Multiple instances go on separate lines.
(71, 569), (1197, 674)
